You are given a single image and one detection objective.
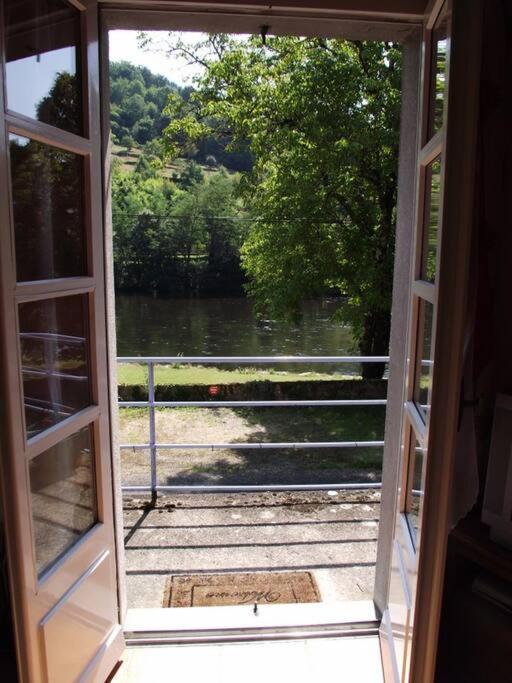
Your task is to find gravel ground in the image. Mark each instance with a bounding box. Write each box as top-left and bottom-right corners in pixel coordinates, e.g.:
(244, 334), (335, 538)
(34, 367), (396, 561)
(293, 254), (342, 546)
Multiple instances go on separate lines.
(119, 408), (383, 487)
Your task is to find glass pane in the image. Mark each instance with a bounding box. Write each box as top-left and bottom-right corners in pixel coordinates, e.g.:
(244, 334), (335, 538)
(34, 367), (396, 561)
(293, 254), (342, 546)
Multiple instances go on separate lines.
(30, 426), (97, 576)
(407, 435), (426, 546)
(421, 157), (441, 283)
(428, 9), (448, 138)
(9, 134), (86, 282)
(5, 0), (83, 135)
(19, 295), (91, 438)
(414, 299), (434, 422)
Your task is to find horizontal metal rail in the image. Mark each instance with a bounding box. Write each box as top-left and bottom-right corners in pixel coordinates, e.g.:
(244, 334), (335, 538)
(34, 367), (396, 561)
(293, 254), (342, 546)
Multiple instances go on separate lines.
(22, 368), (88, 382)
(120, 440), (385, 451)
(119, 399), (387, 408)
(118, 355), (390, 364)
(24, 403), (72, 417)
(118, 355), (388, 501)
(123, 483), (382, 494)
(20, 332), (86, 344)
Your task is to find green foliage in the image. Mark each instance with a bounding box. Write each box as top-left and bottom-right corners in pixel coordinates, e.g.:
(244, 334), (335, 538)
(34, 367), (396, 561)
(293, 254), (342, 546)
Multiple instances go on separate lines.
(109, 60), (252, 171)
(9, 135), (84, 280)
(200, 169), (247, 269)
(112, 165), (177, 290)
(120, 133), (135, 150)
(37, 72), (81, 134)
(162, 35), (401, 374)
(178, 160), (204, 189)
(112, 155), (247, 295)
(110, 61), (178, 145)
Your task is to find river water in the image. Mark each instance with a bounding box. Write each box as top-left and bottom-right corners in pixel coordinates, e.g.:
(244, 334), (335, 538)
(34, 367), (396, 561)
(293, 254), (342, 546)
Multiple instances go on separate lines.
(115, 294), (354, 358)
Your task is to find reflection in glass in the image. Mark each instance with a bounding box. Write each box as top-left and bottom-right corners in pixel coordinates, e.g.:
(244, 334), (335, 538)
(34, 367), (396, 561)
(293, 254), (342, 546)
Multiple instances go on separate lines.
(30, 426), (97, 576)
(408, 436), (426, 545)
(414, 299), (434, 422)
(19, 296), (91, 438)
(429, 10), (448, 137)
(9, 134), (86, 282)
(422, 157), (441, 283)
(5, 0), (82, 135)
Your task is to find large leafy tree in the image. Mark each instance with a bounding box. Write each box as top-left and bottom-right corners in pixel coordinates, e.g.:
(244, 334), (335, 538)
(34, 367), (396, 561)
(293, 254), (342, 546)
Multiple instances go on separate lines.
(160, 34), (402, 378)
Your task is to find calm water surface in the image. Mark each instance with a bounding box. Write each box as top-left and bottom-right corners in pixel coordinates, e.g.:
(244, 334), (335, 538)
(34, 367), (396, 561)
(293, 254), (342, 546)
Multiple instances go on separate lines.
(115, 295), (354, 358)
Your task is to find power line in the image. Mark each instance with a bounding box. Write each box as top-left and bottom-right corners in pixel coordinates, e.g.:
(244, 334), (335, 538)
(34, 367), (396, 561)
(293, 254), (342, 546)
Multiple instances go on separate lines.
(113, 214), (341, 223)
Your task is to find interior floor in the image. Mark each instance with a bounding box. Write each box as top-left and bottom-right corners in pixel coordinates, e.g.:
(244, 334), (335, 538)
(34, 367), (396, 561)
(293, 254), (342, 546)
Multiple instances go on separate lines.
(110, 636), (384, 683)
(123, 490), (380, 609)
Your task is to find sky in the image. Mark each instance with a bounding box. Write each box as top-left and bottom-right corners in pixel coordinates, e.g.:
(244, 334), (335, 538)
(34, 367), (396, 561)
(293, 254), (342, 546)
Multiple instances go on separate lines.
(5, 31), (198, 121)
(108, 30), (206, 86)
(6, 47), (76, 121)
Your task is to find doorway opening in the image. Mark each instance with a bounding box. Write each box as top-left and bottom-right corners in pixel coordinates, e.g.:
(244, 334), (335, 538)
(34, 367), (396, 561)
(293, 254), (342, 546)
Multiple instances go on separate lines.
(0, 0), (480, 677)
(104, 21), (402, 626)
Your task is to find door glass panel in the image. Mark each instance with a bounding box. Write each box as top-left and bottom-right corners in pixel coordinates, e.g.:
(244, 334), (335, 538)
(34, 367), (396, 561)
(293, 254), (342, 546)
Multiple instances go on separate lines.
(421, 157), (441, 282)
(414, 298), (434, 422)
(19, 295), (91, 438)
(30, 425), (97, 576)
(428, 8), (448, 138)
(9, 134), (86, 282)
(5, 0), (83, 135)
(407, 435), (426, 547)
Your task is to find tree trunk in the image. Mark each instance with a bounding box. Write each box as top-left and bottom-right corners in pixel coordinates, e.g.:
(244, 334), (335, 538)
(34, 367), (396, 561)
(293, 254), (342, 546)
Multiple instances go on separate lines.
(359, 309), (391, 380)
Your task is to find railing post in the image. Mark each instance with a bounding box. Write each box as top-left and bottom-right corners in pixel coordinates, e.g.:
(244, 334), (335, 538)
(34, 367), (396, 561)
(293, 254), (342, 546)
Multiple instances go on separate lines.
(148, 361), (157, 506)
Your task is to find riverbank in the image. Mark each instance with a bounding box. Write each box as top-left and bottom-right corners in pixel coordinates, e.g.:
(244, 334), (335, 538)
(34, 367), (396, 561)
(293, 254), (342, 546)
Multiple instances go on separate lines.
(117, 364), (348, 386)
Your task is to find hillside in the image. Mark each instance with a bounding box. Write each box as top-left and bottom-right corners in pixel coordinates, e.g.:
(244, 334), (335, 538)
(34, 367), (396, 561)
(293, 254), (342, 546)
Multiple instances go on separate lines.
(111, 144), (222, 182)
(110, 60), (252, 173)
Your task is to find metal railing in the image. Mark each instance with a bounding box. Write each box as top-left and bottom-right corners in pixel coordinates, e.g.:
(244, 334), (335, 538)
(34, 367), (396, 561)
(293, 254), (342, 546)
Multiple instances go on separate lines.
(21, 332), (88, 425)
(117, 356), (389, 501)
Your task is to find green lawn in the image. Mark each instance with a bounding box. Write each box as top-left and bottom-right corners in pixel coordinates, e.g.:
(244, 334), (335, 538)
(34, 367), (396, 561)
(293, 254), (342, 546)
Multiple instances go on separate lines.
(117, 363), (355, 386)
(119, 405), (385, 475)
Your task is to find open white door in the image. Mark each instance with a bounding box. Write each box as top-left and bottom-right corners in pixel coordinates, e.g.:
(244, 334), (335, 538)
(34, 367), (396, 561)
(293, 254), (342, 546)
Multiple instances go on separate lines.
(0, 1), (124, 681)
(379, 1), (482, 681)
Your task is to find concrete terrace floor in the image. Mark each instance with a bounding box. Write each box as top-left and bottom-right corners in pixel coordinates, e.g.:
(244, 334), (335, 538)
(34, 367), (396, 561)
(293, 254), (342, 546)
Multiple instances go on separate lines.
(123, 490), (380, 608)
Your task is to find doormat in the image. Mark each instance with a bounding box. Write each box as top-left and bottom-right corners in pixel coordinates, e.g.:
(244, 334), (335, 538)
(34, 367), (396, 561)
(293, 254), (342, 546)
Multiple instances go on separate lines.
(163, 571), (321, 608)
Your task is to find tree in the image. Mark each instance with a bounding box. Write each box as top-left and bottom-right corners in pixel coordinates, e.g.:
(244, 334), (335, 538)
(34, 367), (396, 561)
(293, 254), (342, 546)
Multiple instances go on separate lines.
(9, 135), (84, 281)
(111, 165), (178, 290)
(179, 160), (204, 189)
(161, 34), (401, 378)
(37, 71), (81, 134)
(111, 147), (247, 296)
(200, 169), (245, 269)
(133, 115), (155, 144)
(109, 59), (253, 169)
(120, 134), (135, 151)
(170, 187), (206, 267)
(109, 62), (178, 146)
(121, 93), (146, 128)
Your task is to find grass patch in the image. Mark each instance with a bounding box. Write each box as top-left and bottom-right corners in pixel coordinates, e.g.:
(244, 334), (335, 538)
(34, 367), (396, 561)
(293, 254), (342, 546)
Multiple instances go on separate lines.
(117, 363), (356, 386)
(112, 146), (224, 179)
(118, 405), (385, 475)
(118, 405), (385, 442)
